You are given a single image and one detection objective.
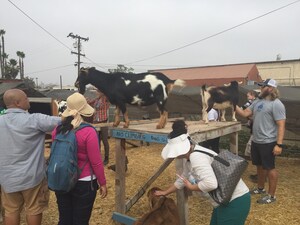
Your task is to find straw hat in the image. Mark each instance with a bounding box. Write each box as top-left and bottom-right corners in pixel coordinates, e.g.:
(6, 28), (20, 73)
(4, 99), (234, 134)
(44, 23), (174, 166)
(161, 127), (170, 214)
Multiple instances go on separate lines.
(62, 93), (94, 118)
(161, 133), (191, 160)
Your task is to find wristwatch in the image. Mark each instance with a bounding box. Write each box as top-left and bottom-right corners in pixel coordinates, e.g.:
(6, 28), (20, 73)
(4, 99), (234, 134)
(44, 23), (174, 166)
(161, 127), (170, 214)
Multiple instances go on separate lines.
(276, 143), (283, 148)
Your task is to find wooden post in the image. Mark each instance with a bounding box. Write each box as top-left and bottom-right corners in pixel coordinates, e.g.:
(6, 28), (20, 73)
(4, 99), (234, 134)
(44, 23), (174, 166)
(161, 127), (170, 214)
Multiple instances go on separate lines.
(175, 159), (189, 225)
(125, 158), (173, 212)
(230, 131), (238, 154)
(115, 138), (126, 215)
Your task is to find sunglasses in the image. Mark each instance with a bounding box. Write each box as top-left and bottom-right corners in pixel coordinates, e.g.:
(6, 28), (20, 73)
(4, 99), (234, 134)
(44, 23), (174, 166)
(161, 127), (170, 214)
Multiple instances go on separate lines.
(261, 85), (270, 88)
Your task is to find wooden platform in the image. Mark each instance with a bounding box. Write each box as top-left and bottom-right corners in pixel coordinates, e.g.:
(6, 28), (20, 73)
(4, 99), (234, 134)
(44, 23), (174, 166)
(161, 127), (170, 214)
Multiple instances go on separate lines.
(105, 119), (241, 225)
(96, 120), (241, 146)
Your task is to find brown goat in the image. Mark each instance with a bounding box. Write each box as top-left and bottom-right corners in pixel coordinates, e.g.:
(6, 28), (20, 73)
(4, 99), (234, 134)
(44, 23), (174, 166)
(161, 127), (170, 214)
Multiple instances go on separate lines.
(133, 187), (180, 225)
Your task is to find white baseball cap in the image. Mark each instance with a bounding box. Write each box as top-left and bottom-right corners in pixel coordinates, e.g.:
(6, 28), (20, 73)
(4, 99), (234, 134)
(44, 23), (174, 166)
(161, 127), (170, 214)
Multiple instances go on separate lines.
(257, 79), (277, 88)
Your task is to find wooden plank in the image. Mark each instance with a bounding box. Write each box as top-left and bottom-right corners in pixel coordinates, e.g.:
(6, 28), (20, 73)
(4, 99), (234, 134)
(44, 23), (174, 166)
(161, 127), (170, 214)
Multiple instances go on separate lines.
(112, 212), (137, 225)
(230, 131), (239, 154)
(110, 121), (241, 144)
(176, 159), (189, 225)
(125, 158), (174, 212)
(111, 129), (168, 144)
(115, 139), (126, 215)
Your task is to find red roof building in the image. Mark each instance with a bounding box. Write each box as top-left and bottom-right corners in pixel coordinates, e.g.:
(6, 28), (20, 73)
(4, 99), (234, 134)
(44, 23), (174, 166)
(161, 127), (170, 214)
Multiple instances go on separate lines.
(151, 64), (262, 86)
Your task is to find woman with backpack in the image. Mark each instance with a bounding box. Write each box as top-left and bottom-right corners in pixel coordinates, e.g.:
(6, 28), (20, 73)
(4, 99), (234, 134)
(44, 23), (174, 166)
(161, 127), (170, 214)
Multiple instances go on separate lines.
(52, 93), (107, 225)
(155, 120), (250, 225)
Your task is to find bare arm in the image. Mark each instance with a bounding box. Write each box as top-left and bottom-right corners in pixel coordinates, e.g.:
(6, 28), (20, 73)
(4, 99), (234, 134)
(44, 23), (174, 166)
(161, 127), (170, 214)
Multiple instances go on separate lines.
(235, 106), (252, 118)
(154, 184), (177, 196)
(273, 119), (286, 155)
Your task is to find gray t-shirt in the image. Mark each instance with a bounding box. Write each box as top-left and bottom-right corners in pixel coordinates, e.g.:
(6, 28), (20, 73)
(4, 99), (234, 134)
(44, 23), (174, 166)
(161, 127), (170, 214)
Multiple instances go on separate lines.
(249, 98), (286, 144)
(0, 108), (61, 193)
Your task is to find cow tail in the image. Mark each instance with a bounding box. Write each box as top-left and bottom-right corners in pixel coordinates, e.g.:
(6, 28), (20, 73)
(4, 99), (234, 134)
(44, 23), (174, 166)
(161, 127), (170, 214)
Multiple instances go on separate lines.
(167, 79), (186, 93)
(174, 79), (186, 87)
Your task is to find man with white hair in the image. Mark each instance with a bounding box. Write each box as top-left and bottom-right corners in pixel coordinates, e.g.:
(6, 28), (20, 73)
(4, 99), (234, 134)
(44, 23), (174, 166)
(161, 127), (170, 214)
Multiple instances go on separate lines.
(236, 78), (286, 204)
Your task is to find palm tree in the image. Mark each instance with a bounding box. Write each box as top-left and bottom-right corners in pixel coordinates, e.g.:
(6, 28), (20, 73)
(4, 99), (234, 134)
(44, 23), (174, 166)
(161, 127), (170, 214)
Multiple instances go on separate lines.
(5, 58), (19, 79)
(0, 29), (6, 78)
(16, 51), (25, 79)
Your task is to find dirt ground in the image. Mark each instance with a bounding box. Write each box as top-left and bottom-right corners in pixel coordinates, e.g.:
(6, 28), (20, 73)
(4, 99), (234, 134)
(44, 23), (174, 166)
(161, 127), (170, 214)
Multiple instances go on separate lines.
(4, 139), (300, 225)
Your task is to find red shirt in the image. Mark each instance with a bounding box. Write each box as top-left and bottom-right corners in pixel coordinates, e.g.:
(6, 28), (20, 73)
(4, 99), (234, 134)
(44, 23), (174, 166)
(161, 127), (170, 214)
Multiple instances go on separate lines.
(89, 96), (110, 123)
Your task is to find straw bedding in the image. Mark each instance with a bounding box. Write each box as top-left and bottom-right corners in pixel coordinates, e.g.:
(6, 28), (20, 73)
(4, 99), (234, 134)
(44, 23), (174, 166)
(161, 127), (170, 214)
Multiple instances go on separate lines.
(13, 139), (300, 225)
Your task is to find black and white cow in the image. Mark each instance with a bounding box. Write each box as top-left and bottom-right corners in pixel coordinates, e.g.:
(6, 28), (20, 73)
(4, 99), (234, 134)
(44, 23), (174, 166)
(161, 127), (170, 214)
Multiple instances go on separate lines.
(54, 100), (67, 116)
(201, 81), (241, 123)
(75, 67), (186, 129)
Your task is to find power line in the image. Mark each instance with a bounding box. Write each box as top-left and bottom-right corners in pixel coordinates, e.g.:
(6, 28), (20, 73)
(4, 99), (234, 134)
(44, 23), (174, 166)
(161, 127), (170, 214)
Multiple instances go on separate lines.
(8, 0), (107, 71)
(25, 64), (74, 76)
(7, 0), (72, 52)
(125, 0), (300, 65)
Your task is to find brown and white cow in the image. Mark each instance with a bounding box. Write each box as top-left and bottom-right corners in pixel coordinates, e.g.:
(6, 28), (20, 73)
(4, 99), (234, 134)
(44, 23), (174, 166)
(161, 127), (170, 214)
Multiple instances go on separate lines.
(133, 187), (180, 225)
(201, 81), (241, 123)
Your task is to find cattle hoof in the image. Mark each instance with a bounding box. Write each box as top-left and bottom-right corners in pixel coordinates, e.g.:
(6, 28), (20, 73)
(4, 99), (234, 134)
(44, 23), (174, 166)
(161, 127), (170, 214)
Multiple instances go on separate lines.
(156, 124), (163, 129)
(123, 125), (129, 128)
(113, 123), (118, 127)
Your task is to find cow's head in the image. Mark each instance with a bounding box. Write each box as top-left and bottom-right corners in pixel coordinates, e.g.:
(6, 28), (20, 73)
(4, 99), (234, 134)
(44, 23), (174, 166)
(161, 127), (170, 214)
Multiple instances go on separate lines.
(75, 67), (93, 94)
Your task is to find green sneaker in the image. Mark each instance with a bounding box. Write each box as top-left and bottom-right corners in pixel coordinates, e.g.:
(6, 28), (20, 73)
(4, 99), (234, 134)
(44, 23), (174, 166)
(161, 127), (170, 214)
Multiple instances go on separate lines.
(257, 195), (276, 204)
(250, 187), (266, 194)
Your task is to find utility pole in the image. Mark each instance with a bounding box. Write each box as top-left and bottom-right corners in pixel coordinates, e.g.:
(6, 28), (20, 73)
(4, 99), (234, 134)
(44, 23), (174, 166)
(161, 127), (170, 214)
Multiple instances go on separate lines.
(60, 75), (62, 89)
(67, 33), (89, 77)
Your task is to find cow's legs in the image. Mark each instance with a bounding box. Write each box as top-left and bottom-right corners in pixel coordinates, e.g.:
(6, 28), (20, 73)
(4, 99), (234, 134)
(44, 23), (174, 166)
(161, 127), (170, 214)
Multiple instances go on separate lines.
(156, 111), (168, 129)
(113, 107), (121, 127)
(220, 109), (226, 121)
(232, 105), (237, 121)
(202, 107), (209, 123)
(123, 111), (130, 128)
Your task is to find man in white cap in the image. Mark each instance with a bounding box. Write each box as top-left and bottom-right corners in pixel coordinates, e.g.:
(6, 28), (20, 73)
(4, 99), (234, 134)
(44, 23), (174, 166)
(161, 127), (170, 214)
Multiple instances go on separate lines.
(236, 78), (286, 204)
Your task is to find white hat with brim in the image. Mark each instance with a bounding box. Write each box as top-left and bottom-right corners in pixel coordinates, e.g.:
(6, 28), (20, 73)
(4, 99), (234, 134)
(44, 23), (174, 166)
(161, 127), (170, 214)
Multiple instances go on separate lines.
(62, 93), (94, 117)
(161, 134), (191, 160)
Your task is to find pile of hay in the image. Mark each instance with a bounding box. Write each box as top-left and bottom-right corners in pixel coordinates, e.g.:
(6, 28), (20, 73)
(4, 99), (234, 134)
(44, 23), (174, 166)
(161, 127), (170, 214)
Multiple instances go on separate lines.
(26, 139), (300, 225)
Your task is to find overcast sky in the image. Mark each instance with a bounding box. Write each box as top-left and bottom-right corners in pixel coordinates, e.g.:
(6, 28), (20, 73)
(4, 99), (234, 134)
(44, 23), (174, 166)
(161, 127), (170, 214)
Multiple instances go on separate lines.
(1, 0), (300, 86)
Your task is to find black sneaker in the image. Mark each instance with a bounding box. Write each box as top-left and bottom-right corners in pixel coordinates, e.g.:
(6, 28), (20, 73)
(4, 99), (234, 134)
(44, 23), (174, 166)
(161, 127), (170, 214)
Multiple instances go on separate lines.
(103, 159), (109, 165)
(250, 187), (266, 195)
(257, 195), (276, 204)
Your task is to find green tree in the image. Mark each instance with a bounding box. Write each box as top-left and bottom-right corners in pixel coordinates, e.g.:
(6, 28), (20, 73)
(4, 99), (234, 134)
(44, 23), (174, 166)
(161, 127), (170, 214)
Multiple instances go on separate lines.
(108, 64), (134, 74)
(16, 51), (25, 79)
(23, 76), (35, 88)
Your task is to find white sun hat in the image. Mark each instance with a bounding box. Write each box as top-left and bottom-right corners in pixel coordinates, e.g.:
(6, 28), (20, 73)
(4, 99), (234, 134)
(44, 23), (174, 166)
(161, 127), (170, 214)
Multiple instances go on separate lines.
(161, 134), (191, 160)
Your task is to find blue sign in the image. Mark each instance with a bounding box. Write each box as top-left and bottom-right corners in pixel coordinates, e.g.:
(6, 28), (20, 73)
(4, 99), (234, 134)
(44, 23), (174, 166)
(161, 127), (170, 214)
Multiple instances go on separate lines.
(111, 129), (168, 144)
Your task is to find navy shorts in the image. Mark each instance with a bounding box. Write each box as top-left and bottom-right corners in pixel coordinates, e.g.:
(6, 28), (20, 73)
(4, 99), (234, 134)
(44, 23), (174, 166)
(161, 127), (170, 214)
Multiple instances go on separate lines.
(251, 141), (276, 170)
